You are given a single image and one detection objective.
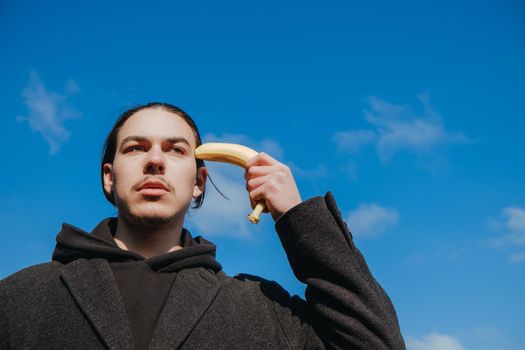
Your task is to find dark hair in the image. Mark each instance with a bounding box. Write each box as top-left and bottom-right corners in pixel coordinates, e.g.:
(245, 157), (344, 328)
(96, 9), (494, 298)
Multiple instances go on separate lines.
(101, 102), (207, 208)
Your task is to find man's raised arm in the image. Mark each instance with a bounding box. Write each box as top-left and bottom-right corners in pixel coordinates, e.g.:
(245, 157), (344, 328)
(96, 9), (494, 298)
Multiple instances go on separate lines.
(245, 153), (405, 349)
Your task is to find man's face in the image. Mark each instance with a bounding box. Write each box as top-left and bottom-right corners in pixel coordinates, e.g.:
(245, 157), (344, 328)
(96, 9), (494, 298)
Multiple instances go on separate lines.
(103, 108), (206, 226)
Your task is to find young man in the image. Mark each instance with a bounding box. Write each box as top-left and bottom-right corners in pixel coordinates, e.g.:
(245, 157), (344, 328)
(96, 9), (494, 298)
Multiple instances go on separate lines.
(0, 102), (405, 349)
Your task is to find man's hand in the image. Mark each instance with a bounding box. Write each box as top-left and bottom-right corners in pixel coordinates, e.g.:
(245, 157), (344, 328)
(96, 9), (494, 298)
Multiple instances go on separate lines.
(244, 153), (302, 222)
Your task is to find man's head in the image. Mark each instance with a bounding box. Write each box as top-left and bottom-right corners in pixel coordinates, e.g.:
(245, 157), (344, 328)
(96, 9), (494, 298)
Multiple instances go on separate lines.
(101, 102), (207, 226)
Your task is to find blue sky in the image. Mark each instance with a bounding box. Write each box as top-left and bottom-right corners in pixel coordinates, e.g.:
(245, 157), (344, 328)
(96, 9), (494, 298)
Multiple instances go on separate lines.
(1, 0), (524, 348)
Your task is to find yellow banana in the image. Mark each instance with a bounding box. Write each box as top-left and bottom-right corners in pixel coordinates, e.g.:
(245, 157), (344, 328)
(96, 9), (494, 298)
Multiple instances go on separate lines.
(194, 142), (266, 224)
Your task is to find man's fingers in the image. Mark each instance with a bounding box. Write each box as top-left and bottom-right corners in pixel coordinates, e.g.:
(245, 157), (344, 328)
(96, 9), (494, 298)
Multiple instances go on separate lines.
(245, 152), (279, 168)
(249, 198), (270, 212)
(249, 185), (268, 203)
(244, 152), (300, 220)
(245, 165), (276, 179)
(246, 174), (270, 192)
(248, 184), (271, 212)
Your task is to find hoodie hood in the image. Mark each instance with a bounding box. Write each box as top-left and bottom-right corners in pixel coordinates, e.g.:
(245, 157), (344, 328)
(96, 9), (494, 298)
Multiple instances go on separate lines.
(52, 218), (222, 273)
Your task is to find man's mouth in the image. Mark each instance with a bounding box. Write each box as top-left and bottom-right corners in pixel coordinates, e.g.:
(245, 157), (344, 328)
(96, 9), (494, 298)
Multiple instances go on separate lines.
(137, 180), (170, 196)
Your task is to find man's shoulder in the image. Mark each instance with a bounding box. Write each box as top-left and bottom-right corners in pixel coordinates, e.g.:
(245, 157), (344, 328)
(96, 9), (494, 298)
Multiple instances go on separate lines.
(231, 273), (283, 290)
(216, 271), (302, 305)
(0, 261), (63, 290)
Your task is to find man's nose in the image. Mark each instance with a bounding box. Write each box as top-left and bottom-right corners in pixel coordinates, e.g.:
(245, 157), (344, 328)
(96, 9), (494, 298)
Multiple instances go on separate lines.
(144, 146), (165, 174)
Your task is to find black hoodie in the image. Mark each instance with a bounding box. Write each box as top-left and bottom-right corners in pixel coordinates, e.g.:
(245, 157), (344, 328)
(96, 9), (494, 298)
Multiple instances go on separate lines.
(52, 218), (222, 350)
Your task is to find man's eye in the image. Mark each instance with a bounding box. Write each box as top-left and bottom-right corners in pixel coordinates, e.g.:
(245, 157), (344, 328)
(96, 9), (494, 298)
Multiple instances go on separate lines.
(126, 145), (144, 152)
(172, 146), (185, 154)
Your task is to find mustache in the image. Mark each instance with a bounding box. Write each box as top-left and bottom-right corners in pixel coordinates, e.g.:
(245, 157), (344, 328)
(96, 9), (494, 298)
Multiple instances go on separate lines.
(133, 176), (175, 192)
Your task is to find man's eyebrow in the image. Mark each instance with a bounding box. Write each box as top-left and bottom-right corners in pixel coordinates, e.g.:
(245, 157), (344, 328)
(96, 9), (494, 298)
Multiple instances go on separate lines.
(120, 136), (148, 145)
(120, 136), (191, 146)
(165, 137), (191, 146)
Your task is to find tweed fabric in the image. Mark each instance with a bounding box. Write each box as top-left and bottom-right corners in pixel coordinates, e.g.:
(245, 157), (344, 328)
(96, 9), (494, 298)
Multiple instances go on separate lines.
(0, 192), (405, 349)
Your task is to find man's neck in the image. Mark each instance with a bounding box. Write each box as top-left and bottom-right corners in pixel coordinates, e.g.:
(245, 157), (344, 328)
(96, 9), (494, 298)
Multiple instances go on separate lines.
(113, 215), (184, 259)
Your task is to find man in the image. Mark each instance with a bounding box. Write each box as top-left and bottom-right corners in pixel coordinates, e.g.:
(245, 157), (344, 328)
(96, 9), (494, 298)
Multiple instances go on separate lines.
(0, 102), (405, 349)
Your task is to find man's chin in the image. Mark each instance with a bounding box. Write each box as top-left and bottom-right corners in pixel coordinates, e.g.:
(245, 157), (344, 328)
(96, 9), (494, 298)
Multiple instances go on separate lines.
(116, 198), (186, 228)
(124, 208), (176, 228)
(130, 214), (173, 227)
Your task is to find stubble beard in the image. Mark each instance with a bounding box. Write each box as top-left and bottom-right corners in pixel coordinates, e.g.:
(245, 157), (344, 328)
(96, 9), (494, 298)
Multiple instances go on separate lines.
(128, 211), (173, 228)
(120, 196), (180, 228)
(112, 173), (180, 229)
(113, 189), (180, 229)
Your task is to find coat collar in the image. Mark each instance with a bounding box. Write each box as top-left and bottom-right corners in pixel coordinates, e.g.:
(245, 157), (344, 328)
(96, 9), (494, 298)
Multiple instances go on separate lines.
(148, 268), (222, 350)
(60, 258), (222, 350)
(60, 258), (134, 350)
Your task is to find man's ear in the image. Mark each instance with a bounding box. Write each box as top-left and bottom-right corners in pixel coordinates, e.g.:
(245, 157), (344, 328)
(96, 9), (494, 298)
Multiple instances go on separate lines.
(103, 163), (114, 197)
(193, 167), (208, 198)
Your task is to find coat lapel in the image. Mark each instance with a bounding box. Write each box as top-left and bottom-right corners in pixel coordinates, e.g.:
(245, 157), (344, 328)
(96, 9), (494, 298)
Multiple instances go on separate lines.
(60, 258), (134, 350)
(148, 268), (222, 350)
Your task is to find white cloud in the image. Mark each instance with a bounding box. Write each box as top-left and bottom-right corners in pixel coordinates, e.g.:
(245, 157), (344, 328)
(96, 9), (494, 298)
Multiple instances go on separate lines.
(491, 206), (525, 263)
(509, 252), (525, 264)
(502, 207), (525, 234)
(332, 129), (376, 154)
(17, 71), (81, 155)
(289, 162), (331, 180)
(186, 162), (254, 238)
(502, 208), (525, 247)
(407, 333), (466, 350)
(469, 326), (502, 340)
(338, 161), (359, 181)
(65, 79), (80, 94)
(346, 203), (399, 238)
(333, 94), (470, 161)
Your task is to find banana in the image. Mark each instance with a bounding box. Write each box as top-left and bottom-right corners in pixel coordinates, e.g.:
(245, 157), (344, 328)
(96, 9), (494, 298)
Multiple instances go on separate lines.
(194, 143), (258, 167)
(194, 142), (266, 224)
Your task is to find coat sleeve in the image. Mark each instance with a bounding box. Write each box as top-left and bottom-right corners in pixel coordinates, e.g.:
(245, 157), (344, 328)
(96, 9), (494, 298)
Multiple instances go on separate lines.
(273, 192), (405, 350)
(0, 280), (11, 349)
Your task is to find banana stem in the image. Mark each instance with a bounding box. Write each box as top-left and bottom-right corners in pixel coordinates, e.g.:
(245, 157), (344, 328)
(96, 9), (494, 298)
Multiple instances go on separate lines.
(247, 202), (266, 224)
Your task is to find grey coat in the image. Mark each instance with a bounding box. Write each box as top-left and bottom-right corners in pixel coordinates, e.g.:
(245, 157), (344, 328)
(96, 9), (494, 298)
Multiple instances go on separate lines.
(0, 193), (405, 349)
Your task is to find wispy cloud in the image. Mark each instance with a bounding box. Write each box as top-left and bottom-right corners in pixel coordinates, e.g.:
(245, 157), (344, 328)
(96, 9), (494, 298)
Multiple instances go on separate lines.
(333, 94), (470, 161)
(407, 333), (466, 350)
(502, 207), (525, 233)
(65, 79), (80, 94)
(509, 252), (525, 263)
(468, 325), (502, 340)
(333, 129), (376, 154)
(490, 206), (525, 263)
(346, 203), (399, 238)
(17, 71), (81, 155)
(288, 162), (331, 180)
